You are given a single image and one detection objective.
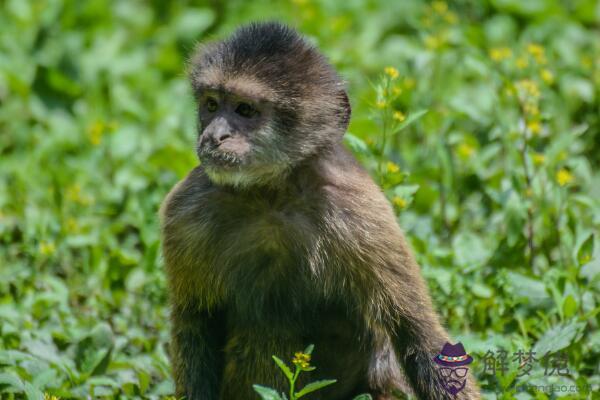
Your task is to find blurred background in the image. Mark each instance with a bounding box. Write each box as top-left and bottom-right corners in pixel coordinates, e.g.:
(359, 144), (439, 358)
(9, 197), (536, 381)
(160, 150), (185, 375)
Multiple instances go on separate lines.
(0, 0), (599, 398)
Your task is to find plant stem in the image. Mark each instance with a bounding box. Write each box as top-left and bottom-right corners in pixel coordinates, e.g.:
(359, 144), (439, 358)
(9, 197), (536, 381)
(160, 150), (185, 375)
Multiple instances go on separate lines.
(517, 101), (536, 269)
(378, 77), (391, 184)
(289, 367), (301, 400)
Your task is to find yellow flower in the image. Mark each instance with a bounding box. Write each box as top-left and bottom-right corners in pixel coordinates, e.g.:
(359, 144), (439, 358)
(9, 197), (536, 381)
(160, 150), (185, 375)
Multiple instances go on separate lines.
(489, 47), (512, 62)
(66, 184), (92, 206)
(527, 120), (542, 135)
(292, 352), (311, 369)
(516, 79), (540, 98)
(376, 100), (387, 109)
(527, 43), (544, 57)
(393, 197), (408, 209)
(392, 86), (402, 96)
(44, 394), (60, 400)
(432, 1), (448, 14)
(516, 56), (529, 69)
(527, 43), (546, 64)
(40, 242), (56, 256)
(393, 111), (406, 122)
(457, 143), (475, 158)
(444, 11), (458, 24)
(540, 69), (554, 84)
(88, 121), (104, 146)
(532, 153), (545, 166)
(386, 162), (400, 173)
(424, 35), (443, 50)
(384, 66), (399, 80)
(523, 103), (540, 116)
(556, 169), (574, 187)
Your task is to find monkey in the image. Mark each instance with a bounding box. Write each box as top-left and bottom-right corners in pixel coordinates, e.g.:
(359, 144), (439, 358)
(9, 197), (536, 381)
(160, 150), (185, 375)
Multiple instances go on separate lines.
(160, 22), (480, 400)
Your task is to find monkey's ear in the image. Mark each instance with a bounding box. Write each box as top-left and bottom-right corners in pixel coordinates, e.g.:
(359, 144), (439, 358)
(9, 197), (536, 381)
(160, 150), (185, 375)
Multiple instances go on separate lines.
(339, 90), (352, 131)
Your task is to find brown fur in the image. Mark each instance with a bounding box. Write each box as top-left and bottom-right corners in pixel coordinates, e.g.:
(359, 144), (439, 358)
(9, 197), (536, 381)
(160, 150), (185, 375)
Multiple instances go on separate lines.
(160, 22), (480, 400)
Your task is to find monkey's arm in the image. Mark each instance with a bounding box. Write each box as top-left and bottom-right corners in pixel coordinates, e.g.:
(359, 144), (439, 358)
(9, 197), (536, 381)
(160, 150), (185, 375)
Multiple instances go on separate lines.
(170, 303), (225, 400)
(363, 236), (480, 400)
(160, 169), (225, 399)
(354, 236), (480, 400)
(320, 160), (479, 399)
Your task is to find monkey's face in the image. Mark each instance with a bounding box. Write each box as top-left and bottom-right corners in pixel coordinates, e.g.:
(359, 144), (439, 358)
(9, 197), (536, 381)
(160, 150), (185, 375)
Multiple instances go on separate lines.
(196, 89), (291, 187)
(189, 23), (351, 187)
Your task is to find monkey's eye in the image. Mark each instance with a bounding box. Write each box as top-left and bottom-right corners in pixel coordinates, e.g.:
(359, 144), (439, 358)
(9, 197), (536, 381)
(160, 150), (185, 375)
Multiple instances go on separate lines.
(206, 97), (218, 112)
(235, 102), (258, 118)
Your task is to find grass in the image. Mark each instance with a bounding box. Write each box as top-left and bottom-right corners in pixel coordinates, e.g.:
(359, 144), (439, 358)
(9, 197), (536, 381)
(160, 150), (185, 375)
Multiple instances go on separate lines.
(0, 0), (599, 398)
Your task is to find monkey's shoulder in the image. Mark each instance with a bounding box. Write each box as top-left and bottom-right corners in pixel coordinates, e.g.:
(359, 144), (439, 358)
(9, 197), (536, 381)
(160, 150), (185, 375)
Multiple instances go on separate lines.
(160, 166), (214, 224)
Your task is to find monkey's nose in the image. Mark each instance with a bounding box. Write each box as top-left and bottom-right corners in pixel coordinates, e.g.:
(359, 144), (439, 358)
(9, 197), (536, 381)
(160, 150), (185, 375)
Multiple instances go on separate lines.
(214, 132), (232, 144)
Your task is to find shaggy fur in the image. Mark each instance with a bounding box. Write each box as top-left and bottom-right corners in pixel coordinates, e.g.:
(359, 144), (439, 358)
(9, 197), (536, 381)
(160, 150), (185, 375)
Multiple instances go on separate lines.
(161, 22), (480, 400)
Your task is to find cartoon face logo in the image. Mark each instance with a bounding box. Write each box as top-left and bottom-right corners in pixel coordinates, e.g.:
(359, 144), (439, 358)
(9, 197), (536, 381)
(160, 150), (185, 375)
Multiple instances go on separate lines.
(433, 342), (473, 396)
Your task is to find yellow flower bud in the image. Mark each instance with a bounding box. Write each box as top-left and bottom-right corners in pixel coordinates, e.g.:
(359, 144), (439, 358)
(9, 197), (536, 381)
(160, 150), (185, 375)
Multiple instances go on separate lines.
(40, 242), (56, 256)
(457, 143), (475, 158)
(384, 67), (399, 80)
(527, 120), (542, 135)
(386, 162), (400, 173)
(393, 196), (408, 209)
(432, 1), (448, 14)
(540, 69), (554, 84)
(532, 153), (545, 166)
(393, 111), (406, 122)
(516, 56), (529, 69)
(555, 169), (574, 187)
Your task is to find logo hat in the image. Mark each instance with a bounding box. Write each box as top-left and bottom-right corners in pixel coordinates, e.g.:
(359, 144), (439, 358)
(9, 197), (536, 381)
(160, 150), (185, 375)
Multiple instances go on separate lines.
(433, 342), (473, 367)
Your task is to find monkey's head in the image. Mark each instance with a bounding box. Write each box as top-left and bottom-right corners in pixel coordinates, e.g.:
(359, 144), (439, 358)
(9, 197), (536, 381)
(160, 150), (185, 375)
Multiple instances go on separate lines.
(189, 22), (351, 187)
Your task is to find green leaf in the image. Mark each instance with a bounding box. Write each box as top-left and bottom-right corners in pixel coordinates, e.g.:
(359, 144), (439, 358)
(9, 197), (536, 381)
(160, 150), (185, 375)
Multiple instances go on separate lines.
(303, 344), (315, 355)
(471, 283), (493, 299)
(352, 395), (373, 400)
(23, 382), (44, 400)
(75, 323), (114, 376)
(533, 321), (585, 355)
(392, 109), (428, 134)
(272, 355), (293, 380)
(295, 379), (337, 398)
(0, 372), (23, 389)
(253, 385), (284, 400)
(576, 233), (595, 266)
(344, 133), (370, 155)
(452, 232), (491, 269)
(562, 295), (578, 319)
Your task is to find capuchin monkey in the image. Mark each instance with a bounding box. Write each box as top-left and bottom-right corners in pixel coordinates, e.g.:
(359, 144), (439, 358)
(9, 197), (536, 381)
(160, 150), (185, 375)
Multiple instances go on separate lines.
(160, 22), (480, 400)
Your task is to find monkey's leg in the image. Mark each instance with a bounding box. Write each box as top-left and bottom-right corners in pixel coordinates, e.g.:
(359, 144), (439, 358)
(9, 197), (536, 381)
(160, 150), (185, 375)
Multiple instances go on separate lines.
(170, 304), (225, 400)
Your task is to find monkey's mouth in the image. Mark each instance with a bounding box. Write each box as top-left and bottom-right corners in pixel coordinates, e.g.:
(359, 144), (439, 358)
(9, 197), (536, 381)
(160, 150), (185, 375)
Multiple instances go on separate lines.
(198, 147), (244, 168)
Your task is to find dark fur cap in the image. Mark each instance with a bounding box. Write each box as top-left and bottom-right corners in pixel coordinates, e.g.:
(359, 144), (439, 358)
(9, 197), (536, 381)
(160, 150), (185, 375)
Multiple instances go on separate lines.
(189, 22), (351, 157)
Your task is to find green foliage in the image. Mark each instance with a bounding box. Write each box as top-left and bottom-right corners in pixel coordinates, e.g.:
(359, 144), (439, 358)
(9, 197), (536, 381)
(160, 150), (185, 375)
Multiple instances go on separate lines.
(1, 0), (599, 398)
(253, 345), (341, 400)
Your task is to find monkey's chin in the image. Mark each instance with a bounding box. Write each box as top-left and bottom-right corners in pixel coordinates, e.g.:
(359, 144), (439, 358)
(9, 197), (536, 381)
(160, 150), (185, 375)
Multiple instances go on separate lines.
(204, 163), (290, 189)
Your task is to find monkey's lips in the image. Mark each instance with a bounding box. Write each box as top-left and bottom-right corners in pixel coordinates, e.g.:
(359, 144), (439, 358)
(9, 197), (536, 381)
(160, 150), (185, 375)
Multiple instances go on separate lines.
(198, 147), (245, 168)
